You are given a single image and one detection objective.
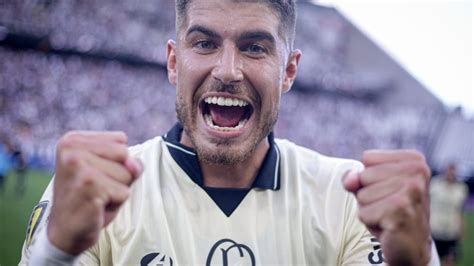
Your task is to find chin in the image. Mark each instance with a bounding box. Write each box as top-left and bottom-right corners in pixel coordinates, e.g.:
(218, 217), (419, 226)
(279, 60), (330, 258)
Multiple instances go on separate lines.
(192, 132), (254, 165)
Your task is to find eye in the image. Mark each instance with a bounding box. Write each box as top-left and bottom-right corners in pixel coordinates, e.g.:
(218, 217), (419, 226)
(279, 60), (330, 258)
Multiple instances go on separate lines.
(244, 44), (267, 55)
(194, 40), (216, 50)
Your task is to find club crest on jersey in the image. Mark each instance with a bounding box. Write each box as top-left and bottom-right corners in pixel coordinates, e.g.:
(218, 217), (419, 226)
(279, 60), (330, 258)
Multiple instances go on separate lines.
(25, 201), (49, 247)
(206, 238), (256, 266)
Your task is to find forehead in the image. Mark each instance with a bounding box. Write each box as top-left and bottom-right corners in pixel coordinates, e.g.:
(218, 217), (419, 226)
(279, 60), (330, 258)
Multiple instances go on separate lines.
(182, 0), (280, 38)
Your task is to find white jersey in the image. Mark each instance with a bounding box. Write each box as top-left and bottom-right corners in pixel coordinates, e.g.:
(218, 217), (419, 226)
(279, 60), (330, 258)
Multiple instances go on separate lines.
(21, 124), (387, 265)
(430, 176), (468, 240)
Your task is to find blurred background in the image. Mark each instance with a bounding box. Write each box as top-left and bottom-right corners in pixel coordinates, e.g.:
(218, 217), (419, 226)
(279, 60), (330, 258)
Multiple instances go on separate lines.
(0, 0), (472, 265)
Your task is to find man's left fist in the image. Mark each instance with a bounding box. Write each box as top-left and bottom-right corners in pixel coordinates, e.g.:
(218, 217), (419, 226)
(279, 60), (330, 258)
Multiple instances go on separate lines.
(343, 150), (432, 266)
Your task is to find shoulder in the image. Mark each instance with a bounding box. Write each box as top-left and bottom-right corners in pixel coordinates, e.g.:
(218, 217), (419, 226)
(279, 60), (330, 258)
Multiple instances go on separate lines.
(457, 181), (469, 196)
(104, 136), (169, 237)
(126, 135), (172, 193)
(275, 138), (362, 211)
(127, 135), (174, 167)
(275, 138), (363, 180)
(275, 139), (374, 262)
(429, 177), (442, 187)
(120, 135), (170, 211)
(128, 135), (165, 157)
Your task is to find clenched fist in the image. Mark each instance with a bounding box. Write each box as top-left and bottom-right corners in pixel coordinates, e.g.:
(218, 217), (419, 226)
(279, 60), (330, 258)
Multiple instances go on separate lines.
(48, 131), (143, 255)
(343, 150), (432, 266)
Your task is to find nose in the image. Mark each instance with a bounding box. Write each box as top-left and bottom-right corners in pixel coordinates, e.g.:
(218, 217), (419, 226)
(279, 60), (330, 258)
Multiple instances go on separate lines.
(212, 44), (243, 84)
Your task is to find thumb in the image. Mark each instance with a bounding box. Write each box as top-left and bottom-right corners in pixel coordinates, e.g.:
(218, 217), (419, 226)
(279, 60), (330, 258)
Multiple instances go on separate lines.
(342, 169), (362, 193)
(124, 157), (144, 182)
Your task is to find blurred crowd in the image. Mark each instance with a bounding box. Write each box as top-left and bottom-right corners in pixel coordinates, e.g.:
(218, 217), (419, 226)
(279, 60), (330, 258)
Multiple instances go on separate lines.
(0, 47), (176, 167)
(0, 0), (448, 167)
(0, 0), (392, 95)
(276, 89), (442, 158)
(0, 0), (175, 64)
(0, 46), (443, 167)
(0, 3), (471, 265)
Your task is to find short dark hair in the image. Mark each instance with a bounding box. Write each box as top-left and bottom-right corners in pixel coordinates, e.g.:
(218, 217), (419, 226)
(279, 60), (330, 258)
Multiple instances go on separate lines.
(175, 0), (297, 50)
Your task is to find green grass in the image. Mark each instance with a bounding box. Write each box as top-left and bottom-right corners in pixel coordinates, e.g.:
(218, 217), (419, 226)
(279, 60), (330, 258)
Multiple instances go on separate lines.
(0, 170), (52, 266)
(0, 170), (473, 266)
(459, 212), (474, 266)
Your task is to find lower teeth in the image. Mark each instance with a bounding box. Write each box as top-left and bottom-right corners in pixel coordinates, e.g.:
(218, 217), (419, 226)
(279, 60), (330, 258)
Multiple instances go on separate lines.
(205, 114), (247, 131)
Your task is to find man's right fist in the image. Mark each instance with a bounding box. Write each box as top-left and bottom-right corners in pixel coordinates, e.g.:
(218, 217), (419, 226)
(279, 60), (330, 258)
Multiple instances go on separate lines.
(47, 131), (143, 255)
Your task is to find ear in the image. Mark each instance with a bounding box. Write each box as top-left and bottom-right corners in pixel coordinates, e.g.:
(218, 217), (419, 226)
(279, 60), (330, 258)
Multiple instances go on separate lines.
(167, 40), (177, 86)
(282, 49), (301, 93)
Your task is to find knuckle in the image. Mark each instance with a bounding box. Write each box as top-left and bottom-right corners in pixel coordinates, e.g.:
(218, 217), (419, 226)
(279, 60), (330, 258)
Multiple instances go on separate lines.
(356, 190), (368, 205)
(60, 151), (83, 169)
(405, 179), (425, 201)
(405, 161), (430, 180)
(413, 161), (427, 174)
(390, 194), (409, 210)
(406, 149), (425, 162)
(358, 208), (373, 226)
(359, 169), (375, 187)
(111, 165), (131, 184)
(91, 197), (106, 209)
(358, 211), (367, 224)
(418, 165), (430, 182)
(406, 178), (422, 192)
(121, 170), (133, 185)
(361, 150), (373, 163)
(57, 137), (72, 152)
(59, 131), (81, 147)
(118, 186), (131, 201)
(57, 131), (88, 154)
(421, 164), (431, 180)
(109, 131), (128, 144)
(79, 168), (99, 186)
(382, 215), (404, 231)
(118, 131), (128, 143)
(107, 184), (130, 205)
(116, 145), (129, 161)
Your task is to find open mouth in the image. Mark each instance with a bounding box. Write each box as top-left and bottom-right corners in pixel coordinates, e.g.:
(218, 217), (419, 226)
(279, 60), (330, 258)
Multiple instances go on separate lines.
(201, 96), (253, 132)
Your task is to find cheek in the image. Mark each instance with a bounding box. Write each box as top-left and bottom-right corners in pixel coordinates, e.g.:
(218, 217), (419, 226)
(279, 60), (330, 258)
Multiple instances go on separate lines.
(249, 67), (283, 112)
(176, 53), (214, 99)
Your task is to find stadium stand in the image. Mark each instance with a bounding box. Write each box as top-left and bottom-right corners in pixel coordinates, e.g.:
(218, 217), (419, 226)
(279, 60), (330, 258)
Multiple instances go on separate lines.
(0, 0), (473, 180)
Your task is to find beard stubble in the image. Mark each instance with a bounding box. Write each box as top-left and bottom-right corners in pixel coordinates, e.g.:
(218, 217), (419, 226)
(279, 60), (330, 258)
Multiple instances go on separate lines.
(175, 82), (278, 165)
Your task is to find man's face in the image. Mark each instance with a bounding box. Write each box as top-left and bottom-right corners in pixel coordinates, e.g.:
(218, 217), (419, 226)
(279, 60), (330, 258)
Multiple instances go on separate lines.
(167, 0), (299, 164)
(446, 164), (456, 182)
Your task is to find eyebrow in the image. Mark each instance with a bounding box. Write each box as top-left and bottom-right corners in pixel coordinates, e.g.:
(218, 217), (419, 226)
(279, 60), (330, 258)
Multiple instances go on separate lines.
(186, 25), (220, 39)
(239, 30), (275, 45)
(186, 25), (276, 45)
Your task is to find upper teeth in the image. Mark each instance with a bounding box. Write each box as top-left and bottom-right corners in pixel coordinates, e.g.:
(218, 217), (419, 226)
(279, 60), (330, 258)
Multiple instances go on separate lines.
(204, 96), (249, 107)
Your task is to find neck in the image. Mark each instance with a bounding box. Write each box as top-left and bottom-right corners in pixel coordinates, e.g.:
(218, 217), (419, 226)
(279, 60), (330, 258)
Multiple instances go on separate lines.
(200, 139), (269, 188)
(179, 131), (270, 189)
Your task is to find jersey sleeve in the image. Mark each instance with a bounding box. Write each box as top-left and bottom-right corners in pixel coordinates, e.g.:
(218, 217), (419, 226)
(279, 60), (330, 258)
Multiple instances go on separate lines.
(19, 176), (101, 266)
(19, 177), (55, 265)
(326, 159), (386, 265)
(339, 192), (386, 265)
(339, 182), (440, 266)
(78, 244), (100, 265)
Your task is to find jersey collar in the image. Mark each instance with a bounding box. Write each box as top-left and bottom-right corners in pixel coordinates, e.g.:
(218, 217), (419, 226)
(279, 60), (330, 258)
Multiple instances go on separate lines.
(163, 123), (281, 190)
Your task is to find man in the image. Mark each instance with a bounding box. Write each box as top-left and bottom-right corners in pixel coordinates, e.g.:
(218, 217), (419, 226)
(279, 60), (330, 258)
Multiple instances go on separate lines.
(21, 0), (439, 265)
(0, 135), (12, 194)
(430, 164), (468, 266)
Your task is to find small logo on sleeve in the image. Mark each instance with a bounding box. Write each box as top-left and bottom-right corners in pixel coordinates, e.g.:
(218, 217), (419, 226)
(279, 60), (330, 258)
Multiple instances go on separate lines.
(25, 201), (49, 246)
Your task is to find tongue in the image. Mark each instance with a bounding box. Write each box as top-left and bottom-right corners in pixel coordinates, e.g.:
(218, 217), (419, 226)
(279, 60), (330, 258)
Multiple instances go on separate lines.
(209, 105), (245, 127)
